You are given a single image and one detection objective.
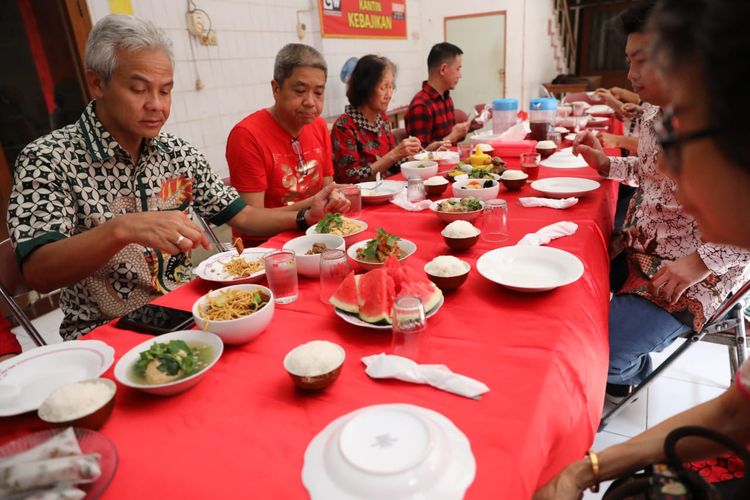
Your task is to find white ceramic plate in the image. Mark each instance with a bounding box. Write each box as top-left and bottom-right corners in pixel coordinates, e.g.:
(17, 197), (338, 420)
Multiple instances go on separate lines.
(585, 116), (610, 126)
(586, 104), (614, 115)
(531, 177), (600, 198)
(113, 330), (223, 396)
(0, 341), (115, 417)
(564, 133), (577, 142)
(540, 148), (590, 168)
(334, 295), (443, 330)
(193, 248), (274, 284)
(477, 246), (584, 292)
(357, 180), (404, 204)
(302, 403), (475, 500)
(413, 150), (460, 166)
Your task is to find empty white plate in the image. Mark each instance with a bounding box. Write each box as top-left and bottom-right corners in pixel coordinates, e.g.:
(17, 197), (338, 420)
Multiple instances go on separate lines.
(530, 177), (600, 198)
(302, 403), (475, 499)
(357, 180), (404, 204)
(0, 340), (115, 416)
(477, 246), (584, 292)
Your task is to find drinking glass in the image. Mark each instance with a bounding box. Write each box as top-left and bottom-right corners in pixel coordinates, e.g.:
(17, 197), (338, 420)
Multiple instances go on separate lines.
(263, 250), (298, 304)
(572, 102), (587, 117)
(547, 131), (562, 147)
(319, 249), (350, 304)
(481, 199), (509, 243)
(458, 143), (473, 163)
(520, 153), (541, 181)
(391, 296), (426, 361)
(341, 185), (362, 219)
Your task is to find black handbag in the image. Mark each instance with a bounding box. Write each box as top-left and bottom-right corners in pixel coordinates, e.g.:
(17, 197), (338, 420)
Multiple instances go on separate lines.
(603, 426), (750, 500)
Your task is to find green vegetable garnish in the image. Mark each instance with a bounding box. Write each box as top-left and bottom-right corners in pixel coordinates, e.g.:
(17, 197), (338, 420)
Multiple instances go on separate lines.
(134, 340), (198, 377)
(462, 198), (482, 211)
(315, 213), (344, 233)
(361, 229), (400, 262)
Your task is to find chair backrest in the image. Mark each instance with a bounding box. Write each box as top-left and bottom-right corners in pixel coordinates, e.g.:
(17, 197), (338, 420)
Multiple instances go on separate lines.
(392, 127), (408, 145)
(454, 109), (469, 123)
(0, 239), (31, 296)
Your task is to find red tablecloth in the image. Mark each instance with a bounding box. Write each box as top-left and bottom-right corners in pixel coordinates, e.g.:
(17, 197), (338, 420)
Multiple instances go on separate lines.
(1, 165), (618, 499)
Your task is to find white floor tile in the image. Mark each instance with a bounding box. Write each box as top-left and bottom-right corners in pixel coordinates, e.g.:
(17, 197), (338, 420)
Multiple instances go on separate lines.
(646, 377), (725, 428)
(11, 308), (64, 351)
(651, 338), (733, 389)
(600, 387), (649, 437)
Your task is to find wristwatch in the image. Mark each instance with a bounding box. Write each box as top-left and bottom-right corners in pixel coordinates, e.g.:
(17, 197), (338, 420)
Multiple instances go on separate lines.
(296, 208), (311, 230)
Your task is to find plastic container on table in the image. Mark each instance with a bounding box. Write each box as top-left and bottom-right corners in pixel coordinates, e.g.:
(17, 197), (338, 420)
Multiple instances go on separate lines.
(529, 98), (558, 141)
(491, 98), (519, 135)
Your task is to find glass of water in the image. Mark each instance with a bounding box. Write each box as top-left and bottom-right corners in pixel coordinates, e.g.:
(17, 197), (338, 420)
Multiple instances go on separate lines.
(263, 250), (298, 304)
(481, 199), (509, 243)
(391, 296), (427, 361)
(319, 249), (350, 304)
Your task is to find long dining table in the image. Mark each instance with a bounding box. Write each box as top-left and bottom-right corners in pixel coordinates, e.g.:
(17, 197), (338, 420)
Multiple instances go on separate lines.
(1, 154), (620, 499)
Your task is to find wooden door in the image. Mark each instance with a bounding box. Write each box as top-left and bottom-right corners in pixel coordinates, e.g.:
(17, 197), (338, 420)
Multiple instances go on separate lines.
(0, 0), (91, 236)
(577, 1), (632, 90)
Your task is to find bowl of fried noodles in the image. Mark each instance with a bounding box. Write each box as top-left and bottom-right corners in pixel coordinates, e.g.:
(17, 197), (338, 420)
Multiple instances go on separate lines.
(192, 284), (275, 344)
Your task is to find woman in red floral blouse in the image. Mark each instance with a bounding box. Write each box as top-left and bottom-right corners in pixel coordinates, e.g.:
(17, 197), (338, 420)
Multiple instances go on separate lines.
(332, 55), (421, 183)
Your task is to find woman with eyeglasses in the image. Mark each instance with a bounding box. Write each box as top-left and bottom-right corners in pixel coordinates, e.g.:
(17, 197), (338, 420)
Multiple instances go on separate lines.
(331, 55), (421, 183)
(535, 0), (750, 498)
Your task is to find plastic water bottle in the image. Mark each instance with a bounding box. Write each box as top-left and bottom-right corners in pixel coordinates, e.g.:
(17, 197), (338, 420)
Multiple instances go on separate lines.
(492, 98), (519, 135)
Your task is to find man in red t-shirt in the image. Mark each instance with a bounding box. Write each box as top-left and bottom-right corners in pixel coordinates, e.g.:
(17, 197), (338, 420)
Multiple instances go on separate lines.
(405, 43), (471, 149)
(227, 44), (335, 246)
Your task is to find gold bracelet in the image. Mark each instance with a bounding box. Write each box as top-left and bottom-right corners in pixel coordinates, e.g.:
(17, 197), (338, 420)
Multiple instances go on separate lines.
(586, 450), (601, 493)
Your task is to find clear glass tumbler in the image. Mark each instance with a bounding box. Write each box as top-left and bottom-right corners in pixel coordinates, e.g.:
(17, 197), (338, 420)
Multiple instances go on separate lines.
(263, 250), (298, 304)
(520, 153), (541, 181)
(482, 199), (509, 243)
(319, 249), (351, 304)
(341, 185), (362, 219)
(391, 296), (427, 361)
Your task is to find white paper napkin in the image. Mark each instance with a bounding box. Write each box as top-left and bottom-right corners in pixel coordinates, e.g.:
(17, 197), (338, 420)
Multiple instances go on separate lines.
(390, 190), (433, 211)
(498, 121), (531, 142)
(519, 197), (579, 209)
(475, 103), (492, 125)
(517, 221), (578, 246)
(361, 353), (490, 399)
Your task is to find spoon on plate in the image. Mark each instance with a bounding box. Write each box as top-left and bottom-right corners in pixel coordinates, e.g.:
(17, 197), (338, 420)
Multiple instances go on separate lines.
(372, 172), (383, 193)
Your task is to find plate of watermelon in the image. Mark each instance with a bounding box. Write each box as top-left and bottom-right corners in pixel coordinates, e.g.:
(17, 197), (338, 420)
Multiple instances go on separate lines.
(330, 255), (444, 329)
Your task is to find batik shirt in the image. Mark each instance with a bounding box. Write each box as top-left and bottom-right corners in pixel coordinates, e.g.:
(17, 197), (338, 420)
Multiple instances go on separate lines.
(7, 101), (245, 339)
(405, 81), (456, 147)
(331, 105), (401, 183)
(607, 104), (750, 331)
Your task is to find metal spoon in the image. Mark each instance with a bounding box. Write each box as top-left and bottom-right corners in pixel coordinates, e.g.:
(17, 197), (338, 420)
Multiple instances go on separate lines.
(372, 172), (383, 193)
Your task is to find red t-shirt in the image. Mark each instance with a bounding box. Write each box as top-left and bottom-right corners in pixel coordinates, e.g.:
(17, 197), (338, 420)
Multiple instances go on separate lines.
(0, 316), (21, 357)
(227, 109), (333, 208)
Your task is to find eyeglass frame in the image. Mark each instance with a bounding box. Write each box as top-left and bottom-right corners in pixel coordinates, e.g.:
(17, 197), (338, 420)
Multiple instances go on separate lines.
(655, 106), (717, 174)
(290, 137), (313, 175)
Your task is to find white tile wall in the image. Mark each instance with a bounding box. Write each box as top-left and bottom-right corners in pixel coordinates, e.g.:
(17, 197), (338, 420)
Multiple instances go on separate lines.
(86, 0), (559, 178)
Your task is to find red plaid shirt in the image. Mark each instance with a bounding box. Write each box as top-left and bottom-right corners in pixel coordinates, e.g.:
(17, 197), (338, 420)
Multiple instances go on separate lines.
(0, 316), (21, 357)
(405, 81), (456, 147)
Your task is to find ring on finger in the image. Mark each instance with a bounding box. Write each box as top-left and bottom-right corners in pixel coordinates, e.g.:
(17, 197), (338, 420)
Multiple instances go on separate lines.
(175, 234), (185, 246)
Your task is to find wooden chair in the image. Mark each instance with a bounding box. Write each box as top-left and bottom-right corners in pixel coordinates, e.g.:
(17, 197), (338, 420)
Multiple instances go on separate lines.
(0, 239), (46, 347)
(392, 127), (408, 145)
(543, 82), (589, 100)
(599, 280), (750, 431)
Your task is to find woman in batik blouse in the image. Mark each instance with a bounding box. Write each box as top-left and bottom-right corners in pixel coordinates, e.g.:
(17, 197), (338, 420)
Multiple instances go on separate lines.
(332, 55), (421, 183)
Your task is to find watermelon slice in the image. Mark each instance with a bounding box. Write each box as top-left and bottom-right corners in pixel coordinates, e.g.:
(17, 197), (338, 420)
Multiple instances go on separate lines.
(357, 268), (396, 324)
(329, 272), (360, 313)
(398, 281), (442, 312)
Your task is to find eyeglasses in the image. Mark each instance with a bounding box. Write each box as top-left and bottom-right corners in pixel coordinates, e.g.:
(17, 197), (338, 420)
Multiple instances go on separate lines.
(655, 106), (716, 174)
(291, 137), (313, 174)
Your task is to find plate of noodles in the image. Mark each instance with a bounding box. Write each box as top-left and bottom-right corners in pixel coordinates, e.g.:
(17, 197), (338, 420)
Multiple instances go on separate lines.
(193, 248), (274, 284)
(306, 213), (367, 242)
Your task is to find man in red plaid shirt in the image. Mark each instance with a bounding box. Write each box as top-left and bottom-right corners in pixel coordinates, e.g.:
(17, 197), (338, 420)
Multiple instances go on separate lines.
(405, 43), (471, 149)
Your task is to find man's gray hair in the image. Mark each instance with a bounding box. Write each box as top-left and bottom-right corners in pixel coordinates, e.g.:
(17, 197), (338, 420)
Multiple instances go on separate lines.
(273, 44), (328, 85)
(85, 14), (174, 83)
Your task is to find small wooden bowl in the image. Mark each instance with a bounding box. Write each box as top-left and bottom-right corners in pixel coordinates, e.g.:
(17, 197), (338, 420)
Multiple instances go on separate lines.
(425, 182), (449, 196)
(442, 233), (480, 251)
(38, 378), (116, 430)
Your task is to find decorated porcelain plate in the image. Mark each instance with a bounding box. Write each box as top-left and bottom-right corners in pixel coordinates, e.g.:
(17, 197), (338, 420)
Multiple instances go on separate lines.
(302, 403), (475, 499)
(193, 248), (274, 284)
(0, 341), (114, 416)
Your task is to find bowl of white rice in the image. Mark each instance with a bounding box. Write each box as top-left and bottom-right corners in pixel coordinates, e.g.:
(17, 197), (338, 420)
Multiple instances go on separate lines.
(424, 256), (471, 290)
(283, 340), (345, 391)
(38, 378), (116, 430)
(441, 220), (481, 251)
